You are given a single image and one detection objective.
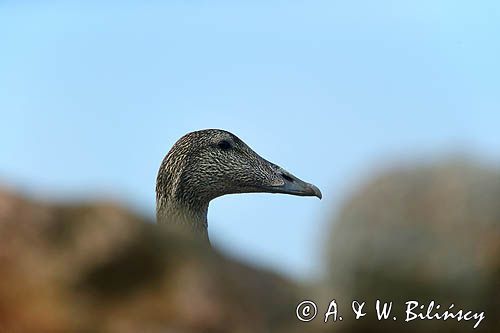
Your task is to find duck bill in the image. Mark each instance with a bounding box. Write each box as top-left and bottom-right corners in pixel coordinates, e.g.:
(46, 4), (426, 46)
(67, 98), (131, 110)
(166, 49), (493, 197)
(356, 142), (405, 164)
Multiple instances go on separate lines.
(269, 167), (322, 199)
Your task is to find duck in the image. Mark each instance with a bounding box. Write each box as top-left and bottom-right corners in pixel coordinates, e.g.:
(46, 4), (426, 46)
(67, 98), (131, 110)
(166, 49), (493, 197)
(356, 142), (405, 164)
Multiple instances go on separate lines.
(156, 129), (321, 240)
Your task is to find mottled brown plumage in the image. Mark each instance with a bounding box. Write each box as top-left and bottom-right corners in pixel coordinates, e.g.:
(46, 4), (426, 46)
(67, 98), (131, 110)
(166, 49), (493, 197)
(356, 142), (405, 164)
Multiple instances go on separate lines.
(156, 129), (321, 240)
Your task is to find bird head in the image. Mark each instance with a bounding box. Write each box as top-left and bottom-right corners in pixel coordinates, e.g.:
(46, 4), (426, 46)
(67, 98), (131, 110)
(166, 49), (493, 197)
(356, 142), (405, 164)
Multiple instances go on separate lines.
(157, 129), (322, 208)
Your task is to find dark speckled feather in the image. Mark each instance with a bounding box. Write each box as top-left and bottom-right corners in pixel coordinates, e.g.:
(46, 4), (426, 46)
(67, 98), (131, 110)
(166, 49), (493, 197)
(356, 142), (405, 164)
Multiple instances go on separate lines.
(156, 129), (321, 241)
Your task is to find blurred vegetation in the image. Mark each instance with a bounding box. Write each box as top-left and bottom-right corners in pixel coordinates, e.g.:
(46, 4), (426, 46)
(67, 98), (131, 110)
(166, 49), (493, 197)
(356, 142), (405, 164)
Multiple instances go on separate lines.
(325, 159), (499, 332)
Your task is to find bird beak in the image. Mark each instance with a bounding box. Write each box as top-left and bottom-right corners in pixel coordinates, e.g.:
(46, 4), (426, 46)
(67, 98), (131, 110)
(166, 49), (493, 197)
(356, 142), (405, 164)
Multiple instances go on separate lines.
(270, 167), (322, 199)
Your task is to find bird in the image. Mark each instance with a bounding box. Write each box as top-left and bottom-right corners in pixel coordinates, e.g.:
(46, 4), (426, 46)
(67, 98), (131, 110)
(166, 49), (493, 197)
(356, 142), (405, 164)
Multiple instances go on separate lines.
(156, 129), (321, 241)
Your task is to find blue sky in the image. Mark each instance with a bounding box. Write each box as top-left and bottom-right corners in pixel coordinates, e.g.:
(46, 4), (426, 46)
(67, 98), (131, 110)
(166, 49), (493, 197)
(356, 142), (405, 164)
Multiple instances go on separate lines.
(1, 1), (499, 280)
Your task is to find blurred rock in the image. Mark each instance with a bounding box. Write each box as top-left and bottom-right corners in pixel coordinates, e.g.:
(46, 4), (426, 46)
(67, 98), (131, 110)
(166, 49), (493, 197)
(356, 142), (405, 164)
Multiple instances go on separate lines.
(326, 159), (500, 332)
(0, 187), (322, 333)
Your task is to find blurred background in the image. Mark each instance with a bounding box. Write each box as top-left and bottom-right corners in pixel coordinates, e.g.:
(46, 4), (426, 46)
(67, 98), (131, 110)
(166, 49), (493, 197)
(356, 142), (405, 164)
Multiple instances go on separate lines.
(1, 1), (499, 332)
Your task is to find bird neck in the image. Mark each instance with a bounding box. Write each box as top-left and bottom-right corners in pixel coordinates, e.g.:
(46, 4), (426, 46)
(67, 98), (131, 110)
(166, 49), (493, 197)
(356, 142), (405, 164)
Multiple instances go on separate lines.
(156, 197), (210, 240)
(156, 152), (212, 241)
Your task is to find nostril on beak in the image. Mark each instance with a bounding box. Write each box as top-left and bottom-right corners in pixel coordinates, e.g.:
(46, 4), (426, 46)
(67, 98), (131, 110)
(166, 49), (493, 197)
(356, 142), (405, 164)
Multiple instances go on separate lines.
(272, 167), (321, 199)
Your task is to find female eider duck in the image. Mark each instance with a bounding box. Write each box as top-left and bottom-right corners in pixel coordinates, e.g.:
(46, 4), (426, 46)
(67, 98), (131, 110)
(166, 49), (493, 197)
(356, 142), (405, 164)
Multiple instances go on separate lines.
(156, 129), (321, 240)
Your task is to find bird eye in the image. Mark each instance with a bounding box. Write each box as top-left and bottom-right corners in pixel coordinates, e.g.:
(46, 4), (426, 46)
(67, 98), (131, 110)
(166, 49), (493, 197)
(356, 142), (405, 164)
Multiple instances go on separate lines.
(217, 140), (232, 150)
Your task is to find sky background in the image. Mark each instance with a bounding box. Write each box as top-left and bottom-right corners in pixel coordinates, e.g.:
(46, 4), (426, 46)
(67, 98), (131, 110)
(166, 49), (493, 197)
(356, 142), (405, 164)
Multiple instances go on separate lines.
(1, 1), (499, 280)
